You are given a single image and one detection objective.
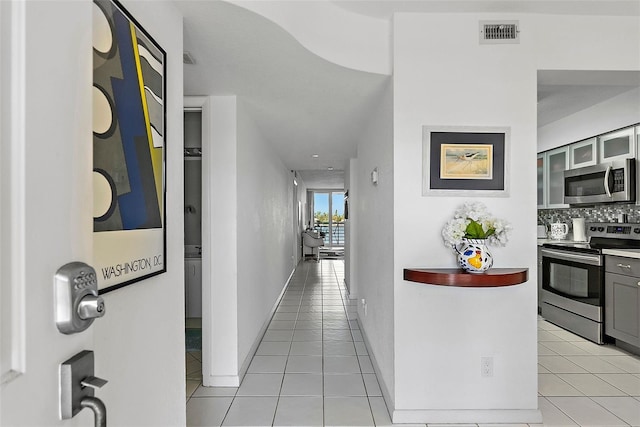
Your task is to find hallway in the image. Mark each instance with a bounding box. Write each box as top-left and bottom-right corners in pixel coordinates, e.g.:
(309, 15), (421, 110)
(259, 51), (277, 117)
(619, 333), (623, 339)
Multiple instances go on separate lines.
(185, 260), (640, 426)
(186, 259), (393, 426)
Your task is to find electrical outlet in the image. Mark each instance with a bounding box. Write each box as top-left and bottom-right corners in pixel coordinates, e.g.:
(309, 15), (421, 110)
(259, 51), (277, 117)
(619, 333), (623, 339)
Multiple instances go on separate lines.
(481, 357), (493, 377)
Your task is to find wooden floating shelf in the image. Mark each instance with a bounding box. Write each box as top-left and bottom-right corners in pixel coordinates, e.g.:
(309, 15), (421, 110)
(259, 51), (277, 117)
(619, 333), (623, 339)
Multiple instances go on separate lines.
(403, 268), (528, 288)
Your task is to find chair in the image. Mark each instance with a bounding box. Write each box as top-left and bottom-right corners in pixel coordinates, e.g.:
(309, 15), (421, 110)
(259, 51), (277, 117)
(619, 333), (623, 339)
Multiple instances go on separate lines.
(302, 230), (324, 262)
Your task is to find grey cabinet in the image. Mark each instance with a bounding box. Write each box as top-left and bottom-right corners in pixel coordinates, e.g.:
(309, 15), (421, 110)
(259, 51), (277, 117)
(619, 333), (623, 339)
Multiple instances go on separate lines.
(605, 256), (640, 347)
(538, 246), (543, 313)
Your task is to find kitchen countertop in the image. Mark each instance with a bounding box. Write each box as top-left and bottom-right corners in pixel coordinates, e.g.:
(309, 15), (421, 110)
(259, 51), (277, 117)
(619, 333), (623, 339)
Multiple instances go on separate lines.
(537, 238), (586, 246)
(602, 248), (640, 259)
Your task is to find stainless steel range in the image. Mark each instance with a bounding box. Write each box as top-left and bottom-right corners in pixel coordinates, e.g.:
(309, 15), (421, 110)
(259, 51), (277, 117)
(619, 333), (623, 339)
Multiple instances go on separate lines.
(541, 223), (640, 344)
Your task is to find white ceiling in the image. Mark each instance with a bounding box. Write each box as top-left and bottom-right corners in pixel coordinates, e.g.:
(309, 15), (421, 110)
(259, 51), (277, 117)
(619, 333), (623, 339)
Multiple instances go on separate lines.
(538, 70), (640, 127)
(177, 1), (640, 189)
(331, 0), (640, 19)
(297, 170), (345, 190)
(177, 0), (389, 184)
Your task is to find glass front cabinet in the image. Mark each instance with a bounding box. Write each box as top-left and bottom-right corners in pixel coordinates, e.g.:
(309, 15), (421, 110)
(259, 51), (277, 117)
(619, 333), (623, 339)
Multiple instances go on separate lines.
(599, 127), (635, 163)
(537, 153), (546, 208)
(546, 146), (569, 208)
(539, 125), (639, 209)
(569, 137), (597, 169)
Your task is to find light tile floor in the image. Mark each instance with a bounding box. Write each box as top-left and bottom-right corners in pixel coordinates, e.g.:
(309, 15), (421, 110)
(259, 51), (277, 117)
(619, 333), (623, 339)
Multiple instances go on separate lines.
(186, 260), (640, 426)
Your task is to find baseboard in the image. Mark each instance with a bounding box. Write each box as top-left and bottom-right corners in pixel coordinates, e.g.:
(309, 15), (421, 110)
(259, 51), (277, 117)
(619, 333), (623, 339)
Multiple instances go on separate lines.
(237, 267), (296, 383)
(205, 374), (240, 387)
(358, 318), (395, 414)
(392, 409), (543, 424)
(616, 339), (640, 356)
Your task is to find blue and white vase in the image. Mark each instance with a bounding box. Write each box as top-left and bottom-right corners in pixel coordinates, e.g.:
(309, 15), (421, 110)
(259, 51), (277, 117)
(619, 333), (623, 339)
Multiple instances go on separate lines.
(454, 239), (493, 273)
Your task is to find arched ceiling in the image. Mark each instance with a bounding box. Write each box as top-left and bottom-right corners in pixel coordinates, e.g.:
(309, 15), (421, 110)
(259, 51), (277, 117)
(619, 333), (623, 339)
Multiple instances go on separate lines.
(176, 0), (390, 178)
(177, 1), (640, 188)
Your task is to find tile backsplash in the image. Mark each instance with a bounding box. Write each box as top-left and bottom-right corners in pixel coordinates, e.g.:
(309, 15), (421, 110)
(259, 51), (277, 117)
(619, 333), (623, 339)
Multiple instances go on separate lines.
(538, 204), (640, 229)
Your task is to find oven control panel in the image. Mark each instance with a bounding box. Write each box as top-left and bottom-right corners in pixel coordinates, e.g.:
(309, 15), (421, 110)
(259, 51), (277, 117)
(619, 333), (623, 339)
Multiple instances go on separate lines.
(588, 223), (640, 239)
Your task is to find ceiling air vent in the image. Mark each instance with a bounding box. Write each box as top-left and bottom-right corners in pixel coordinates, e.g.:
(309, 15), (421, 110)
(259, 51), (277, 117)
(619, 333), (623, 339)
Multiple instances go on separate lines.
(479, 21), (520, 44)
(183, 51), (196, 65)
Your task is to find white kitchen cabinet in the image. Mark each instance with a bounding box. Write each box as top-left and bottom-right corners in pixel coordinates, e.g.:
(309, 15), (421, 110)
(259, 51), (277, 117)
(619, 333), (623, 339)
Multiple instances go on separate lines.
(598, 126), (635, 164)
(545, 146), (569, 208)
(569, 137), (597, 169)
(185, 258), (202, 318)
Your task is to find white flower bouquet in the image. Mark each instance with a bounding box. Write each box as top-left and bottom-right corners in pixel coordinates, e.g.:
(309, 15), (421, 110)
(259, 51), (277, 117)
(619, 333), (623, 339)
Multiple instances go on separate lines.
(441, 201), (511, 248)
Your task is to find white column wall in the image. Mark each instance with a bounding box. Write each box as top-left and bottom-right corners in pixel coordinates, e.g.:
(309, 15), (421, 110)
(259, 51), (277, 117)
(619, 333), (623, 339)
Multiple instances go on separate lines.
(392, 13), (539, 423)
(391, 12), (639, 424)
(354, 81), (395, 404)
(205, 96), (240, 386)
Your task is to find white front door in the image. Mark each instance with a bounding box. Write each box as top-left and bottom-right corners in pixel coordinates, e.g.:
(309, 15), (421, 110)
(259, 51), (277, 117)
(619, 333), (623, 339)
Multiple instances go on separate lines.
(1, 1), (97, 425)
(2, 2), (185, 425)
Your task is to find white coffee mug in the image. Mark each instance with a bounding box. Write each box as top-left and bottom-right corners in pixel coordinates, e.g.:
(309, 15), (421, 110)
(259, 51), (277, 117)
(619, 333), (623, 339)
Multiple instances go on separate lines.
(550, 223), (569, 240)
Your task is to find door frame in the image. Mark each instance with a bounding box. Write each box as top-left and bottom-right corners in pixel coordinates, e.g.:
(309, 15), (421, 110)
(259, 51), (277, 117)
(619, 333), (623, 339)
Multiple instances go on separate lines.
(0, 0), (26, 384)
(183, 96), (211, 384)
(313, 190), (344, 248)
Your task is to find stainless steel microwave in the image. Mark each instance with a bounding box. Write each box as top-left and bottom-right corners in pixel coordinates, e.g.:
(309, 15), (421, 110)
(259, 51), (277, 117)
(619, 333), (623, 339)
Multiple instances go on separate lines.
(564, 159), (636, 205)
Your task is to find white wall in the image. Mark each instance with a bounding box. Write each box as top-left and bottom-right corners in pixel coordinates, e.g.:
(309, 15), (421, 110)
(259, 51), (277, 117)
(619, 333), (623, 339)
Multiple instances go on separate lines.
(390, 12), (639, 424)
(93, 1), (185, 425)
(353, 81), (395, 403)
(392, 12), (539, 423)
(236, 99), (296, 371)
(538, 87), (640, 152)
(201, 95), (295, 386)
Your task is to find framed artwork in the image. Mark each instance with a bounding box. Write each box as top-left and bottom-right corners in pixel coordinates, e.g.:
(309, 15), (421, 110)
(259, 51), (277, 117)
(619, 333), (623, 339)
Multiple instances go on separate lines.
(93, 0), (167, 293)
(423, 126), (510, 197)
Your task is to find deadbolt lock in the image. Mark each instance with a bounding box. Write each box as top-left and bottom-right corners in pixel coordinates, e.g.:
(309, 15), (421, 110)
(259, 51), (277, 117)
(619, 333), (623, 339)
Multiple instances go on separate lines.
(55, 262), (105, 334)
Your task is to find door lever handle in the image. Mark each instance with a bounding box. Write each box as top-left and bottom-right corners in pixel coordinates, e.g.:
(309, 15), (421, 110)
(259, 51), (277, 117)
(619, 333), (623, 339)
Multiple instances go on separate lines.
(81, 375), (108, 390)
(60, 350), (108, 425)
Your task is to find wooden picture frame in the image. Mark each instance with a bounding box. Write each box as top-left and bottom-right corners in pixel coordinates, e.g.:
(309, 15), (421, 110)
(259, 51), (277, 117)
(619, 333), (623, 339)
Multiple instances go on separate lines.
(423, 126), (510, 197)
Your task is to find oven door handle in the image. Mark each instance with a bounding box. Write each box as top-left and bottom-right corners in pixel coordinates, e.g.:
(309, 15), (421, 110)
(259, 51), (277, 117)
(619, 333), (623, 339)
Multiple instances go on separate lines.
(541, 248), (602, 266)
